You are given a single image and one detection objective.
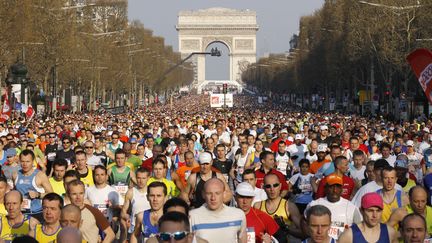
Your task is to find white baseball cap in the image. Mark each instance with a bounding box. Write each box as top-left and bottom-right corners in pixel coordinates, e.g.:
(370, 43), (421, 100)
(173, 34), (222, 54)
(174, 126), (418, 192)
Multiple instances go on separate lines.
(320, 125), (328, 130)
(199, 152), (212, 164)
(406, 140), (414, 147)
(295, 134), (303, 140)
(235, 182), (255, 197)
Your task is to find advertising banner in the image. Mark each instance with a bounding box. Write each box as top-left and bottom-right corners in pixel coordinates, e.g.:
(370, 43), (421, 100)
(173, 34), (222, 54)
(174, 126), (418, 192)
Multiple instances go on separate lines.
(210, 94), (233, 108)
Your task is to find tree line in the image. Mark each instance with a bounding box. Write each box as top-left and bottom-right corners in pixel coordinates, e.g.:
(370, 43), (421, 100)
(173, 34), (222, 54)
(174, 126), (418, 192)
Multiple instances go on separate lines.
(243, 0), (432, 102)
(0, 0), (193, 106)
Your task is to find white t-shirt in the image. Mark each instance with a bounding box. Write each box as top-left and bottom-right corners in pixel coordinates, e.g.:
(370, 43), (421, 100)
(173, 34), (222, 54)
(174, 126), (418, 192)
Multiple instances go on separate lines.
(275, 152), (290, 176)
(287, 144), (309, 168)
(190, 204), (246, 243)
(350, 165), (366, 181)
(369, 153), (396, 167)
(85, 184), (119, 219)
(87, 155), (102, 168)
(305, 197), (362, 240)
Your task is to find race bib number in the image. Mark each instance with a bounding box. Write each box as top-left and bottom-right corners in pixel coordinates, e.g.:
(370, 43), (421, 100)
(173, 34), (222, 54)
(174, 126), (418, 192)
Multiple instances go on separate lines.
(328, 226), (340, 240)
(185, 170), (191, 180)
(114, 185), (128, 196)
(94, 204), (108, 217)
(22, 199), (31, 210)
(246, 227), (255, 243)
(7, 179), (13, 190)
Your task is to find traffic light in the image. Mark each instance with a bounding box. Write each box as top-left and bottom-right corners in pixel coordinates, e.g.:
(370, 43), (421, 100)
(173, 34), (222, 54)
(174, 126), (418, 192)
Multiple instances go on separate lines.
(223, 83), (227, 94)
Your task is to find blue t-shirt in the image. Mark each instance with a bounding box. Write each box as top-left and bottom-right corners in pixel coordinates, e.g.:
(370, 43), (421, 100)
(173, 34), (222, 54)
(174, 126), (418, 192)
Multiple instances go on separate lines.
(424, 173), (432, 205)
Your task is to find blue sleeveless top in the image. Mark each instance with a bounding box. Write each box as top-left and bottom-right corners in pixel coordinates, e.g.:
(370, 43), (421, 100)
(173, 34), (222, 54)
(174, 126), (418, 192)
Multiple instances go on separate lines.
(351, 223), (390, 243)
(16, 169), (42, 214)
(141, 209), (158, 238)
(301, 238), (335, 243)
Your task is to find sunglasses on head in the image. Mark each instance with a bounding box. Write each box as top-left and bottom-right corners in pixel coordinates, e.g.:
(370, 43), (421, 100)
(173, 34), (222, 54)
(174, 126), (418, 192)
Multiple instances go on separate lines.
(264, 183), (280, 189)
(157, 231), (189, 241)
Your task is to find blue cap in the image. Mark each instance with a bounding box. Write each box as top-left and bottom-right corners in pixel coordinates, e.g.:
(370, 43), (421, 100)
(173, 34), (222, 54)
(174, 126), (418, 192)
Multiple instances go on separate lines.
(394, 142), (402, 147)
(129, 138), (137, 143)
(5, 148), (16, 157)
(395, 159), (408, 169)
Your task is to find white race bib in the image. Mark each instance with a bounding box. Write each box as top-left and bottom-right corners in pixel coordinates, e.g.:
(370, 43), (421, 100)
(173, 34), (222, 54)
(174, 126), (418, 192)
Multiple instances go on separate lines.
(22, 199), (31, 210)
(114, 185), (128, 196)
(246, 227), (255, 243)
(94, 204), (108, 217)
(328, 226), (341, 240)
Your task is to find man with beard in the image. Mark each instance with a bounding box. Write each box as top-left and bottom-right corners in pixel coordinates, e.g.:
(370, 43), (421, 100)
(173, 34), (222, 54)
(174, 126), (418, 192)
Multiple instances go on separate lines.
(309, 144), (329, 174)
(338, 192), (397, 242)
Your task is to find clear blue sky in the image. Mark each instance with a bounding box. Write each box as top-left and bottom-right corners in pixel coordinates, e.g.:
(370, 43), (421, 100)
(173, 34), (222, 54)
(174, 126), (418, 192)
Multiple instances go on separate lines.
(128, 0), (324, 79)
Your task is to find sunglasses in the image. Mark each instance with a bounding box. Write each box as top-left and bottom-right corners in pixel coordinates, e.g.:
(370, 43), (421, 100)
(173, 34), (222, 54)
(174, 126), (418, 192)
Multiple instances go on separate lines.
(157, 231), (189, 241)
(85, 146), (93, 149)
(264, 183), (280, 189)
(63, 141), (71, 144)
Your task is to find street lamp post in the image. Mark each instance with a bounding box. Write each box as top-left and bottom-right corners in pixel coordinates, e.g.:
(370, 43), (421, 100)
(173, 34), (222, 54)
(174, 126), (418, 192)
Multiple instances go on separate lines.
(5, 61), (29, 114)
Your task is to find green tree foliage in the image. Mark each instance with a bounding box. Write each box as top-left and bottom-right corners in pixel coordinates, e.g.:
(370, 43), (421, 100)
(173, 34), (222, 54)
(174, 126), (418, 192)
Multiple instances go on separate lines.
(0, 0), (192, 104)
(244, 0), (432, 100)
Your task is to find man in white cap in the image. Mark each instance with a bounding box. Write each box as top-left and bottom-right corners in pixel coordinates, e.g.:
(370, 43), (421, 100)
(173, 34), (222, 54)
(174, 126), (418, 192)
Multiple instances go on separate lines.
(270, 128), (291, 152)
(181, 151), (232, 208)
(235, 182), (286, 243)
(287, 134), (308, 169)
(316, 125), (332, 146)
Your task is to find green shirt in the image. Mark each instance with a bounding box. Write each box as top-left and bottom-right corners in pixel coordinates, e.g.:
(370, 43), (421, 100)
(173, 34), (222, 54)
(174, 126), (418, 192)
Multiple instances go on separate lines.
(127, 155), (142, 169)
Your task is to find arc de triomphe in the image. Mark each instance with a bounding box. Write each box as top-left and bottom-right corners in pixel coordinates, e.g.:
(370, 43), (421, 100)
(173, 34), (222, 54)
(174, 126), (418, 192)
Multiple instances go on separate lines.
(176, 8), (258, 90)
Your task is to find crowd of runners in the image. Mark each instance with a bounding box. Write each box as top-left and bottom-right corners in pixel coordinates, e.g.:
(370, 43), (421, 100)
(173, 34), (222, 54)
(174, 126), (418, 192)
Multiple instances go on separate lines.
(0, 94), (430, 243)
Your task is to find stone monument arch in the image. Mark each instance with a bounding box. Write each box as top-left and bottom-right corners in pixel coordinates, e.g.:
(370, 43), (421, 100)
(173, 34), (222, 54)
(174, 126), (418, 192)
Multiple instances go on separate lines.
(176, 7), (258, 92)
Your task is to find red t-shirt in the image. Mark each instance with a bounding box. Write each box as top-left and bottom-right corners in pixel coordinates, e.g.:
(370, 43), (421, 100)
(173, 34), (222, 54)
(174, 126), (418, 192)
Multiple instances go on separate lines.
(270, 138), (293, 152)
(141, 157), (153, 171)
(255, 168), (289, 191)
(315, 174), (355, 200)
(246, 208), (280, 243)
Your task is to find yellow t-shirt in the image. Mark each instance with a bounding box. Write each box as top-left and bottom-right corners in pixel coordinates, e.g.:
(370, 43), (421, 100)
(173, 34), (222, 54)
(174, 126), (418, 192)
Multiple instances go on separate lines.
(79, 167), (94, 188)
(34, 223), (61, 242)
(147, 177), (178, 197)
(0, 204), (6, 216)
(0, 215), (30, 241)
(49, 177), (66, 197)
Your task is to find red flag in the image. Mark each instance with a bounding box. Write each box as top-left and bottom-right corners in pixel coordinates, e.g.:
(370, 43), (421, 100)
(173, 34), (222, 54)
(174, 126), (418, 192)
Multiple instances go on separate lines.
(25, 105), (35, 119)
(407, 48), (432, 104)
(0, 90), (11, 123)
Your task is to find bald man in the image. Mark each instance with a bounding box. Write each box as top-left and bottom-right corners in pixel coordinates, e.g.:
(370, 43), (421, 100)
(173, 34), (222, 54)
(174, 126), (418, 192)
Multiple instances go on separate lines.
(0, 191), (39, 241)
(189, 178), (247, 243)
(56, 227), (83, 243)
(387, 186), (432, 237)
(60, 204), (82, 229)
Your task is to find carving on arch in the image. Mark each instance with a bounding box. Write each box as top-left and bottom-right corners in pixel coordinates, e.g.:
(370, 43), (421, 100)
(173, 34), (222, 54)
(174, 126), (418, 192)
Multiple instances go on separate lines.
(181, 39), (200, 50)
(202, 37), (233, 52)
(238, 59), (250, 73)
